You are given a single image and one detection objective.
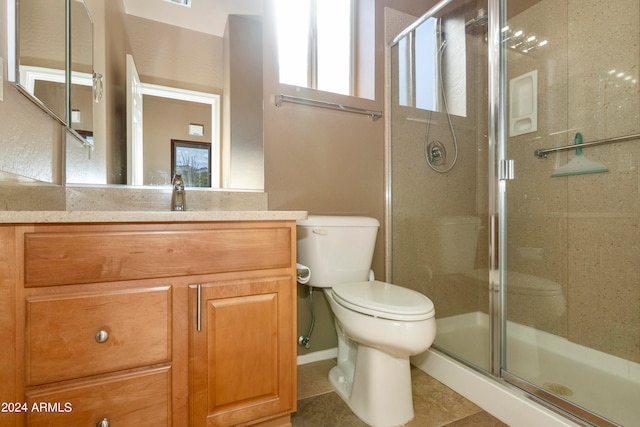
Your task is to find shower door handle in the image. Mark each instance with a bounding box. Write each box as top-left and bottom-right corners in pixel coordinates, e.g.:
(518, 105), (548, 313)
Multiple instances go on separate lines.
(499, 159), (515, 181)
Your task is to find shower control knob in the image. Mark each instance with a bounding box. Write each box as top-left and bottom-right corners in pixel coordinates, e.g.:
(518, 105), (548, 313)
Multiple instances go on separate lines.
(427, 140), (447, 166)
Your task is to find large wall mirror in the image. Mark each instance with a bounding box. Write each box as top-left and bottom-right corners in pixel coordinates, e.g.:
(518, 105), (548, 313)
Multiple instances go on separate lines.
(69, 0), (96, 142)
(16, 0), (66, 122)
(15, 0), (264, 191)
(17, 0), (95, 143)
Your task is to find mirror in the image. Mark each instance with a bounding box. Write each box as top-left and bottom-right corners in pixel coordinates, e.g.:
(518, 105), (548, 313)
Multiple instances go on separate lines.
(17, 0), (68, 122)
(69, 0), (95, 142)
(69, 0), (264, 190)
(17, 0), (95, 143)
(13, 0), (264, 190)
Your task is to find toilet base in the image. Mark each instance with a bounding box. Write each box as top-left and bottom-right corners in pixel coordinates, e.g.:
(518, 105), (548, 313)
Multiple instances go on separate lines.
(329, 344), (414, 427)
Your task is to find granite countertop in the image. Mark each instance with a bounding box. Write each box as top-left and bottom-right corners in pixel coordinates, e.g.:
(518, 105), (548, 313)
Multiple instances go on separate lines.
(0, 210), (308, 224)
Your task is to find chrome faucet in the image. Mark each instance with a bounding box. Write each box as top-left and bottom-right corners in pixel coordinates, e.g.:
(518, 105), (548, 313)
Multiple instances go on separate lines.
(171, 174), (186, 211)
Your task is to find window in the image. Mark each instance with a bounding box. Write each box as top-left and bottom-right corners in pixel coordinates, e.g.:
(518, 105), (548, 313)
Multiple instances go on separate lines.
(276, 0), (358, 97)
(396, 16), (467, 117)
(398, 17), (439, 111)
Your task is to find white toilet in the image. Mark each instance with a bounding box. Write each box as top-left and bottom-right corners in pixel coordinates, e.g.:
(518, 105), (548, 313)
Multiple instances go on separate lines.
(297, 215), (436, 427)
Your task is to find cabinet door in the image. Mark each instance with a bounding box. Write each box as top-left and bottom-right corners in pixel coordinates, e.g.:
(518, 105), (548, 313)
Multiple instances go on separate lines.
(189, 275), (295, 427)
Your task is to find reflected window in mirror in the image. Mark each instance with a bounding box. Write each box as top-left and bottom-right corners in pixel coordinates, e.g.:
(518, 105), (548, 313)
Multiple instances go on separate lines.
(171, 140), (212, 188)
(275, 0), (374, 99)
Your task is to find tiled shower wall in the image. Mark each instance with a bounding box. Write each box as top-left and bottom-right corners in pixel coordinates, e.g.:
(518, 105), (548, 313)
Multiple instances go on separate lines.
(391, 0), (639, 365)
(507, 0), (640, 363)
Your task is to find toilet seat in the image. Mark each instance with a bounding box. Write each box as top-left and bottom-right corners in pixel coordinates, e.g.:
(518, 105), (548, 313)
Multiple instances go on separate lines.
(331, 280), (435, 321)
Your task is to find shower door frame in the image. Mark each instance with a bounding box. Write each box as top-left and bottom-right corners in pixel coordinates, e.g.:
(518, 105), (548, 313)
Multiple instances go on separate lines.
(487, 0), (505, 381)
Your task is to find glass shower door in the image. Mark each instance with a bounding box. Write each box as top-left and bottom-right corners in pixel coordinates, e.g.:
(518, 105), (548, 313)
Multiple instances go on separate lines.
(388, 0), (493, 373)
(501, 1), (640, 425)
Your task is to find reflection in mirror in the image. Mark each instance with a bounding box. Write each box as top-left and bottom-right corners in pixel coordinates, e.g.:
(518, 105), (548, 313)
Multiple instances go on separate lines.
(66, 0), (264, 190)
(70, 0), (94, 143)
(17, 0), (67, 122)
(13, 0), (264, 190)
(134, 76), (220, 187)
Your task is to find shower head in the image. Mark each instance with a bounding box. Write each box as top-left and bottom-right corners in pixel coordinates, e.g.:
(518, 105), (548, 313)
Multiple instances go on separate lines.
(465, 8), (488, 31)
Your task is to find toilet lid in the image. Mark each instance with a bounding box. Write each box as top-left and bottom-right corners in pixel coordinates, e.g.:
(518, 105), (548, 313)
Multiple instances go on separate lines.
(332, 280), (435, 321)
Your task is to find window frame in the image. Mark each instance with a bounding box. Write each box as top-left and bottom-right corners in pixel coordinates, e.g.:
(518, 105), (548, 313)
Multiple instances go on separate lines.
(281, 0), (357, 96)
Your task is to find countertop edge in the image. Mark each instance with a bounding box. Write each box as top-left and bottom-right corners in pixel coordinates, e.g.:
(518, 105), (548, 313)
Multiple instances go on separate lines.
(0, 210), (308, 224)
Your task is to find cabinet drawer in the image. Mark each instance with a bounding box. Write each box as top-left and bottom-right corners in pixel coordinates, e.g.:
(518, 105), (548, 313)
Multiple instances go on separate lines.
(25, 366), (171, 427)
(26, 287), (171, 386)
(24, 226), (292, 287)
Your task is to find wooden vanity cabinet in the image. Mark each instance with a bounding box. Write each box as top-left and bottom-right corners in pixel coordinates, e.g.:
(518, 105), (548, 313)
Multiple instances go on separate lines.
(190, 274), (295, 427)
(1, 220), (297, 427)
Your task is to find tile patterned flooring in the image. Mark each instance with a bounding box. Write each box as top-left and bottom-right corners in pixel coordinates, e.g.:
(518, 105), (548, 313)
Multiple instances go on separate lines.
(293, 360), (508, 427)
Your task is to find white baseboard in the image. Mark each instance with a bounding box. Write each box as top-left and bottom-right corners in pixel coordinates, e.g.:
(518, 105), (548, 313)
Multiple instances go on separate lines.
(297, 347), (338, 365)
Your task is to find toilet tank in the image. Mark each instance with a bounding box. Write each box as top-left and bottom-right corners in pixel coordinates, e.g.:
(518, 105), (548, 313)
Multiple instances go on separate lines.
(431, 216), (481, 275)
(296, 215), (379, 288)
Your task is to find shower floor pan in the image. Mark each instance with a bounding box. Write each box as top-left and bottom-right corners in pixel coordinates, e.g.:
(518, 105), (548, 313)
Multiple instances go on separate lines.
(434, 312), (640, 427)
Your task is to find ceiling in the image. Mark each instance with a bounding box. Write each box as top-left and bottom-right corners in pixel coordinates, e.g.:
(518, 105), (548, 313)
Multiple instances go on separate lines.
(122, 0), (263, 37)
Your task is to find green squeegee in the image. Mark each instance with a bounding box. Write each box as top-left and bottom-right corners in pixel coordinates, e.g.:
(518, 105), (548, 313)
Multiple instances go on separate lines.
(551, 132), (609, 177)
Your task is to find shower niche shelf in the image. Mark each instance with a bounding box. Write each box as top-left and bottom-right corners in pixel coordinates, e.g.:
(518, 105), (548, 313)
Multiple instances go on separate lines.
(509, 70), (538, 137)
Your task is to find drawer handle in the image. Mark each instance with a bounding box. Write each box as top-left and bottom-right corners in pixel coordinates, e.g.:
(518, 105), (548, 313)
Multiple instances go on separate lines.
(96, 418), (110, 427)
(95, 330), (109, 343)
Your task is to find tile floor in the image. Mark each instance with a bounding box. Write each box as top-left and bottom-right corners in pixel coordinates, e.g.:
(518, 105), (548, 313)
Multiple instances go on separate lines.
(292, 359), (508, 427)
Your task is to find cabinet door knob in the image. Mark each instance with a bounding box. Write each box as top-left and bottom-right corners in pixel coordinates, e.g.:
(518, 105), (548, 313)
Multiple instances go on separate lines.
(96, 418), (110, 427)
(95, 330), (109, 343)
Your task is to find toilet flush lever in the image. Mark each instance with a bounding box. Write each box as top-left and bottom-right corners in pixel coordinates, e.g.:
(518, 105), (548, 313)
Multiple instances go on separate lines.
(312, 228), (328, 236)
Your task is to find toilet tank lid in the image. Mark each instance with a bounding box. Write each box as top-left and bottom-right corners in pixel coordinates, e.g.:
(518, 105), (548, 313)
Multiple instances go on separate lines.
(297, 215), (380, 227)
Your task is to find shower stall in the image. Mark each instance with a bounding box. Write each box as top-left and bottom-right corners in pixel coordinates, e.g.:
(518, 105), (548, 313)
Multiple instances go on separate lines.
(387, 0), (640, 425)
